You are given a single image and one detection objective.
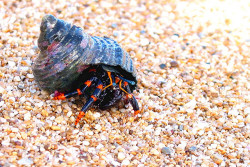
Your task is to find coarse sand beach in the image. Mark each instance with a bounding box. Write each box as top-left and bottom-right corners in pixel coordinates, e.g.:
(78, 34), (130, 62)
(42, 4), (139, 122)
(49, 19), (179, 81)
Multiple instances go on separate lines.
(0, 0), (249, 166)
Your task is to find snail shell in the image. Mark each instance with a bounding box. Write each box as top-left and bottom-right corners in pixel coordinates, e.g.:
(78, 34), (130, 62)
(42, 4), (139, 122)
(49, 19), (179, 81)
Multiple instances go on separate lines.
(32, 15), (137, 93)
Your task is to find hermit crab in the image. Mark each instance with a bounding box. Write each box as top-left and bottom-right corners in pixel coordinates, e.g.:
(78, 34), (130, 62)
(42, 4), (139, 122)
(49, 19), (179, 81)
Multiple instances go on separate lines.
(32, 15), (140, 125)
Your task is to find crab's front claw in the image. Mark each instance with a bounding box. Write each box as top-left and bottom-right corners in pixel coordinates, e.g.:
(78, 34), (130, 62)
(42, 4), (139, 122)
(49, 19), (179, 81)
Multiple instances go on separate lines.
(53, 91), (66, 100)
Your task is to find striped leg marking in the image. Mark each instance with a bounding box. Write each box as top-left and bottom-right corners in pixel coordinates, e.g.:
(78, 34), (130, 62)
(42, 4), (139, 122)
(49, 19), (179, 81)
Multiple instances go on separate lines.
(53, 77), (97, 100)
(75, 80), (103, 125)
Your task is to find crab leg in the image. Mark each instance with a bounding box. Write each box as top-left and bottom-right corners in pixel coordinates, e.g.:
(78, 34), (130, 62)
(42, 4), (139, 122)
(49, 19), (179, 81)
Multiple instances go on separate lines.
(75, 80), (104, 125)
(103, 71), (115, 90)
(53, 77), (97, 100)
(119, 81), (140, 116)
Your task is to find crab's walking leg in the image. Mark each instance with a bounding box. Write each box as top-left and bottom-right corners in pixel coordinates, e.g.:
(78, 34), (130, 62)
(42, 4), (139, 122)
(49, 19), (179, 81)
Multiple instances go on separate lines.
(119, 81), (140, 116)
(53, 77), (97, 100)
(75, 80), (103, 125)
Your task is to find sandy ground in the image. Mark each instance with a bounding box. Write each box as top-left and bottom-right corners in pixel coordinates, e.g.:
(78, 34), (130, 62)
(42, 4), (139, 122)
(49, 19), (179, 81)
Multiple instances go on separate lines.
(0, 0), (249, 166)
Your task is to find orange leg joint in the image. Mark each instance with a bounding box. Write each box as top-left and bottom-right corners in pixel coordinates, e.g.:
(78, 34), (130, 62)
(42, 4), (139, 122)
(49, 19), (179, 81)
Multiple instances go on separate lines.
(77, 89), (82, 95)
(84, 80), (92, 87)
(91, 95), (98, 102)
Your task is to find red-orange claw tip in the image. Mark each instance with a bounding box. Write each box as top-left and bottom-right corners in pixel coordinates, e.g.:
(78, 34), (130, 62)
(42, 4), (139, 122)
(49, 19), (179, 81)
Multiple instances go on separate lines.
(58, 94), (66, 100)
(53, 91), (66, 100)
(134, 110), (140, 116)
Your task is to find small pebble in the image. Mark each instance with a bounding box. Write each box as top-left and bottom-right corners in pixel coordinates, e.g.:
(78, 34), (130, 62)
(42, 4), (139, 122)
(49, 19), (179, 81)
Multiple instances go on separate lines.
(36, 102), (44, 108)
(178, 125), (184, 131)
(170, 60), (179, 68)
(6, 86), (13, 91)
(95, 124), (102, 131)
(140, 38), (150, 46)
(0, 86), (5, 94)
(41, 110), (48, 117)
(113, 32), (119, 37)
(14, 76), (21, 82)
(111, 23), (118, 28)
(140, 30), (146, 34)
(20, 66), (29, 72)
(189, 146), (197, 152)
(67, 161), (75, 165)
(244, 107), (249, 115)
(151, 148), (160, 155)
(246, 115), (250, 124)
(173, 33), (180, 37)
(212, 154), (224, 165)
(29, 88), (36, 93)
(161, 147), (172, 155)
(27, 74), (34, 79)
(82, 141), (90, 146)
(8, 61), (16, 67)
(18, 158), (33, 166)
(121, 159), (130, 166)
(55, 116), (64, 124)
(51, 126), (60, 131)
(171, 34), (179, 40)
(17, 84), (25, 89)
(24, 112), (31, 121)
(117, 152), (126, 161)
(159, 63), (166, 69)
(178, 116), (185, 122)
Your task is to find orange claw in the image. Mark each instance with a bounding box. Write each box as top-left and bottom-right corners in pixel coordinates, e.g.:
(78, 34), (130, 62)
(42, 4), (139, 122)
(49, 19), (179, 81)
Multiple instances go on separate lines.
(75, 111), (85, 125)
(53, 93), (66, 100)
(134, 110), (140, 116)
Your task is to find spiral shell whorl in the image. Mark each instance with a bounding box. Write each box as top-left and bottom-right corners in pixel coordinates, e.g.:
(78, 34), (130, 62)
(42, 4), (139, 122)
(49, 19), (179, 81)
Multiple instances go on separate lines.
(32, 15), (90, 92)
(32, 15), (136, 93)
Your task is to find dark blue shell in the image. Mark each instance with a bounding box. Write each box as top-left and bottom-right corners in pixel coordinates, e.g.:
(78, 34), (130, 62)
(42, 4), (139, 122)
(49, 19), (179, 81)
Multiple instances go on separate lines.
(32, 15), (137, 93)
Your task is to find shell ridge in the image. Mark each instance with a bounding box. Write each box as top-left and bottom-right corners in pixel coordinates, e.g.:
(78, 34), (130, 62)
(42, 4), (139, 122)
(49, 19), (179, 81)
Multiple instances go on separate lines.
(98, 36), (112, 64)
(52, 26), (90, 85)
(93, 36), (106, 64)
(77, 35), (93, 66)
(34, 25), (82, 78)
